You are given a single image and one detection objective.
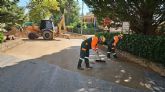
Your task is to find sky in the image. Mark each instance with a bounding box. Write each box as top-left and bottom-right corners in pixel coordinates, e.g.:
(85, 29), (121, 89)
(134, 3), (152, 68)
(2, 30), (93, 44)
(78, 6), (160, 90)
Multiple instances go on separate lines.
(78, 0), (90, 15)
(17, 0), (90, 15)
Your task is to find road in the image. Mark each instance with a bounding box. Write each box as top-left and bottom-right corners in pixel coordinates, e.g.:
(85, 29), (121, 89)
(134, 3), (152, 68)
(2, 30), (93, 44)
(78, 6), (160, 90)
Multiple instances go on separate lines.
(0, 38), (165, 92)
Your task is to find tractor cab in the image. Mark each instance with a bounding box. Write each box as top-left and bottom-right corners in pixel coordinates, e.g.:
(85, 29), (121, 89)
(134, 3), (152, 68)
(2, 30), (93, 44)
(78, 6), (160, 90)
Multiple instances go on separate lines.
(40, 20), (55, 31)
(40, 20), (55, 40)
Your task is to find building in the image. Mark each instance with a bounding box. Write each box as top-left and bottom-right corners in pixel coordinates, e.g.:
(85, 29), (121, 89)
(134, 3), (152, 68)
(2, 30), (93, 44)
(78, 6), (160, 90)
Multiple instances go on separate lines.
(81, 13), (96, 25)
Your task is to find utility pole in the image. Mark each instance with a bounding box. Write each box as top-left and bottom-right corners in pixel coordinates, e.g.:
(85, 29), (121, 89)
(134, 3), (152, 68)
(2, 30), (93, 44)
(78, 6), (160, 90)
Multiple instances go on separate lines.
(80, 0), (84, 34)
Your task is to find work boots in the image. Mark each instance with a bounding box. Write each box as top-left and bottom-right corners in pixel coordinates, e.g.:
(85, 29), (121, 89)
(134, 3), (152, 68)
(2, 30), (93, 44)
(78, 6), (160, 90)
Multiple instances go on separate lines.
(78, 67), (84, 70)
(107, 52), (111, 58)
(85, 58), (92, 69)
(77, 58), (92, 70)
(77, 59), (84, 70)
(113, 53), (117, 58)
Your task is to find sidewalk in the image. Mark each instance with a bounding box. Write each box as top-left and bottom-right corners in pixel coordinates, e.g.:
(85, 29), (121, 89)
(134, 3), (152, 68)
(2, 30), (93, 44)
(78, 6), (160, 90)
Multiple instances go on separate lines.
(0, 38), (24, 52)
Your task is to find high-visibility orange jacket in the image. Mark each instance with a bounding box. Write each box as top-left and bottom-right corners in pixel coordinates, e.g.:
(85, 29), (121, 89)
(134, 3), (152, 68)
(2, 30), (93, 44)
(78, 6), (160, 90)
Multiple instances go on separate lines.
(81, 36), (98, 51)
(91, 36), (98, 50)
(113, 36), (119, 46)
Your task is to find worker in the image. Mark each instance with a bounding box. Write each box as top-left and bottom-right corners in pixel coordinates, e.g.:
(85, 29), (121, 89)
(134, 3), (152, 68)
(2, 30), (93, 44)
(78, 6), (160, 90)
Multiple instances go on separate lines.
(77, 35), (106, 70)
(107, 34), (123, 58)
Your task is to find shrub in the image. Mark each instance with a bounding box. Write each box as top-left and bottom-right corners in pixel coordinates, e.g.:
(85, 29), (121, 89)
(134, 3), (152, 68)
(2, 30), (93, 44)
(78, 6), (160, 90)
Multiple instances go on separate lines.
(117, 34), (165, 65)
(0, 32), (4, 43)
(96, 32), (165, 66)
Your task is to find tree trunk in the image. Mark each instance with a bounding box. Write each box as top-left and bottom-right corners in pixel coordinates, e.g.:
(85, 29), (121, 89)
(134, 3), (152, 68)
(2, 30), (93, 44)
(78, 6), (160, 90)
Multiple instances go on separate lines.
(143, 18), (153, 35)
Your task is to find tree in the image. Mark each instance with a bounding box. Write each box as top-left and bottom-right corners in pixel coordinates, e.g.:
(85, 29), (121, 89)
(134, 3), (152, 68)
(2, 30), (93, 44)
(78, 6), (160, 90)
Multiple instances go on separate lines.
(56, 0), (80, 26)
(28, 0), (80, 27)
(64, 0), (80, 25)
(28, 0), (59, 23)
(0, 0), (24, 30)
(83, 0), (165, 35)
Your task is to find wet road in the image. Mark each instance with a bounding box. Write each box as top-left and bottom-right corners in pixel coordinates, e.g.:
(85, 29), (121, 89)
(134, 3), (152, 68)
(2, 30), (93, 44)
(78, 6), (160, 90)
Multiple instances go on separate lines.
(0, 38), (165, 92)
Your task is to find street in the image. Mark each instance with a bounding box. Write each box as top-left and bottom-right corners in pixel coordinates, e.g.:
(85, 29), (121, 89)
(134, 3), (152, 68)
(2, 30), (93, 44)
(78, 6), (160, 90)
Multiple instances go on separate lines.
(0, 38), (164, 92)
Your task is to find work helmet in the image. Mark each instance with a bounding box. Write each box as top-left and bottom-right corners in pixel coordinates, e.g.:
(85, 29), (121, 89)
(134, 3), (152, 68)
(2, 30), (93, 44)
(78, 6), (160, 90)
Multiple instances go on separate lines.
(99, 36), (106, 43)
(118, 34), (123, 39)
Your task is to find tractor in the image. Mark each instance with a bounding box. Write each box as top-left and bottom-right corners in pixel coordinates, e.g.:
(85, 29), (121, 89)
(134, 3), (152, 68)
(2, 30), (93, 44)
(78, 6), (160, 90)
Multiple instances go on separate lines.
(25, 20), (56, 40)
(24, 15), (66, 40)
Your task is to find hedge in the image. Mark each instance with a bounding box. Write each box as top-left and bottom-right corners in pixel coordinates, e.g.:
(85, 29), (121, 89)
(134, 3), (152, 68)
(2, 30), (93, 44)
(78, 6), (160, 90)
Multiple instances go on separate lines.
(0, 32), (4, 43)
(97, 32), (165, 66)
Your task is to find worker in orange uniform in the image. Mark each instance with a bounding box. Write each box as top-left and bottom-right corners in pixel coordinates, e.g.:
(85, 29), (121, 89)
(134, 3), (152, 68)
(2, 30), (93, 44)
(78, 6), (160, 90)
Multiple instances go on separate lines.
(77, 35), (106, 70)
(107, 34), (123, 58)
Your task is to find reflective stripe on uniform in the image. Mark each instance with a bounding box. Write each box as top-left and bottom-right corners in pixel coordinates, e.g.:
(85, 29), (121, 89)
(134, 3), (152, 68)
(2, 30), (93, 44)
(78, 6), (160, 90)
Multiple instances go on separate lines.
(113, 53), (116, 55)
(107, 52), (111, 53)
(85, 57), (89, 59)
(112, 48), (115, 49)
(81, 48), (86, 51)
(79, 58), (84, 61)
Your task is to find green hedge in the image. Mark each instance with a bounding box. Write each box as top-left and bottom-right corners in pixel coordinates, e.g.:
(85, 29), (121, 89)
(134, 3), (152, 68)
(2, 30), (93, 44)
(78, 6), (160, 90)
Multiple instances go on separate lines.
(97, 32), (165, 66)
(118, 34), (165, 65)
(0, 32), (4, 43)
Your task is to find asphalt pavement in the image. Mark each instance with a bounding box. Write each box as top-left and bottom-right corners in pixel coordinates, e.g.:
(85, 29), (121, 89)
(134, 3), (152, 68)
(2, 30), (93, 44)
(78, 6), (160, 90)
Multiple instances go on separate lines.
(0, 38), (164, 92)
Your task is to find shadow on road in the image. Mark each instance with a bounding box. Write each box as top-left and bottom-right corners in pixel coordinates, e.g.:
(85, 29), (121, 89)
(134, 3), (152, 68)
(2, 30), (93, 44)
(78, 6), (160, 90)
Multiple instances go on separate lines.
(0, 46), (165, 92)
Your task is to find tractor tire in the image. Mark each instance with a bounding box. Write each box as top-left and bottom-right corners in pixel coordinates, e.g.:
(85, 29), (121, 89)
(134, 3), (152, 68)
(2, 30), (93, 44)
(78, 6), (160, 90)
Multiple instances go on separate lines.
(28, 32), (39, 40)
(42, 31), (53, 40)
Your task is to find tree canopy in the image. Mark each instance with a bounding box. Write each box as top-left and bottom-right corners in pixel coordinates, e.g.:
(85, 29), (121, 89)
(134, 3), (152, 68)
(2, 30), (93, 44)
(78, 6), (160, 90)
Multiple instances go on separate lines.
(63, 0), (80, 25)
(0, 0), (24, 24)
(83, 0), (165, 35)
(28, 0), (80, 26)
(28, 0), (59, 23)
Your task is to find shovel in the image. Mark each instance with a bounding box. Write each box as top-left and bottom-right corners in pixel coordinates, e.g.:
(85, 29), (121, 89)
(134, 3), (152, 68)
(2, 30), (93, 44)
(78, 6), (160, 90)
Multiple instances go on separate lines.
(95, 50), (106, 62)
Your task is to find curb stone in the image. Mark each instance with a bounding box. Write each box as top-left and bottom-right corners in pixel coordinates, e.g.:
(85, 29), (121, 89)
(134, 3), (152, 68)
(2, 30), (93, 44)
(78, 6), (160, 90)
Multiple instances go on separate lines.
(99, 45), (165, 76)
(116, 49), (165, 77)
